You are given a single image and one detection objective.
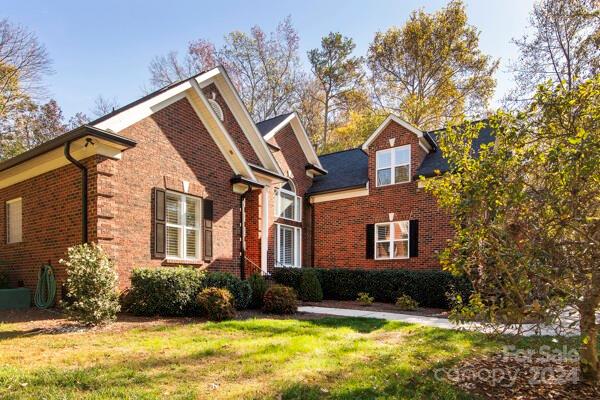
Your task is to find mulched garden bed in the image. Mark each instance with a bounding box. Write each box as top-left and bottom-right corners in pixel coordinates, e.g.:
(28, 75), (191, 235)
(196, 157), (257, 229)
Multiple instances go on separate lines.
(446, 352), (600, 399)
(301, 299), (449, 317)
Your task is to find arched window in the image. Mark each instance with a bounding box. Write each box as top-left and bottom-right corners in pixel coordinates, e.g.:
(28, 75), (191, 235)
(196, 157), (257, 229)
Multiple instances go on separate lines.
(276, 180), (301, 222)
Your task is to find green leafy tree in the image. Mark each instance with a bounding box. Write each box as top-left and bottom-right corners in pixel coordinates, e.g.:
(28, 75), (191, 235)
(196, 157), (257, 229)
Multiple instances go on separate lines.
(368, 0), (498, 130)
(308, 32), (364, 150)
(425, 76), (600, 382)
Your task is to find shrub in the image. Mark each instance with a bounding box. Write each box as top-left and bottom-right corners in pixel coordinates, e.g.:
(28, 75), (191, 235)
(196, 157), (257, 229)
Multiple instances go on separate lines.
(60, 243), (120, 325)
(395, 294), (419, 311)
(128, 267), (205, 316)
(203, 272), (252, 309)
(298, 269), (323, 302)
(272, 267), (470, 308)
(0, 269), (9, 289)
(356, 292), (374, 306)
(263, 285), (298, 314)
(248, 273), (268, 309)
(196, 287), (236, 321)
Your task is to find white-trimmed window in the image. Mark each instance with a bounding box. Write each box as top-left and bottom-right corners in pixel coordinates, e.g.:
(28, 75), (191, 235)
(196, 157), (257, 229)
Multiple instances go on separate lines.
(376, 145), (411, 186)
(275, 224), (301, 268)
(165, 192), (201, 260)
(276, 181), (302, 222)
(6, 197), (22, 244)
(375, 221), (409, 259)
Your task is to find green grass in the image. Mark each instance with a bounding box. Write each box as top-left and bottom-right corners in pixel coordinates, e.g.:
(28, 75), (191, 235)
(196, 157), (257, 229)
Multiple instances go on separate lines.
(0, 315), (572, 399)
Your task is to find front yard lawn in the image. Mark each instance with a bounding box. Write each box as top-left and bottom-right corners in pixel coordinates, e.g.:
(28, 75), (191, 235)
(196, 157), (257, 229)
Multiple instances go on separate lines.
(0, 310), (582, 399)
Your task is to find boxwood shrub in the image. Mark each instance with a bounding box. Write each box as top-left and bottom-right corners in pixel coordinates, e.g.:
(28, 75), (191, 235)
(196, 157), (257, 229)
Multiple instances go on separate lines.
(202, 272), (252, 309)
(272, 267), (471, 309)
(127, 267), (205, 316)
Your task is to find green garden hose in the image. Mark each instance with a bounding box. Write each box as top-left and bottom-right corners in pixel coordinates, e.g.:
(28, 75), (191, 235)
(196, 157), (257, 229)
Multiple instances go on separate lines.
(34, 264), (56, 308)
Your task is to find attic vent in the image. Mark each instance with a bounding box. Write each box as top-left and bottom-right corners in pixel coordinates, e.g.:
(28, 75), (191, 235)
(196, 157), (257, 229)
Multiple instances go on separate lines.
(208, 96), (224, 122)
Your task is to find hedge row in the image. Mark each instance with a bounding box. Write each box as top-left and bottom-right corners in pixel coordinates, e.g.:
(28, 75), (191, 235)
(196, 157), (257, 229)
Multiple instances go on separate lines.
(125, 267), (251, 316)
(272, 267), (471, 308)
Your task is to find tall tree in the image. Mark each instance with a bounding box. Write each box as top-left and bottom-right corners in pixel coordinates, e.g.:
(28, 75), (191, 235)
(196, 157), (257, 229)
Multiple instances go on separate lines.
(425, 76), (600, 382)
(308, 32), (364, 150)
(1, 99), (66, 159)
(91, 95), (120, 118)
(0, 19), (52, 118)
(367, 0), (498, 130)
(510, 0), (599, 102)
(148, 17), (303, 121)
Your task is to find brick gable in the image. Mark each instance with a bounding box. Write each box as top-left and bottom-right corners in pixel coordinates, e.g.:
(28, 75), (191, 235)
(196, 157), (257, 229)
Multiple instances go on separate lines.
(202, 83), (264, 168)
(97, 97), (243, 286)
(311, 120), (452, 270)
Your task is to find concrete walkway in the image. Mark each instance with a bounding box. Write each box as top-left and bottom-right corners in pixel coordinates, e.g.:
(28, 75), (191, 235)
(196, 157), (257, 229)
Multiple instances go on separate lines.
(298, 306), (579, 337)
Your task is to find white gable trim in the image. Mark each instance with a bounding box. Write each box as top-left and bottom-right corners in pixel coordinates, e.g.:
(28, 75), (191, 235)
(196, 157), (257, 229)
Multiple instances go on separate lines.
(262, 112), (323, 168)
(188, 78), (256, 180)
(361, 114), (432, 152)
(93, 67), (257, 180)
(200, 67), (283, 176)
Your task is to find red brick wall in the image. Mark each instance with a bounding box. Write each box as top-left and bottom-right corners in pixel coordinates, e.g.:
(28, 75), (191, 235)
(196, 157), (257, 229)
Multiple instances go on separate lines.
(98, 97), (243, 287)
(0, 157), (98, 296)
(265, 124), (312, 271)
(202, 83), (263, 168)
(312, 121), (452, 270)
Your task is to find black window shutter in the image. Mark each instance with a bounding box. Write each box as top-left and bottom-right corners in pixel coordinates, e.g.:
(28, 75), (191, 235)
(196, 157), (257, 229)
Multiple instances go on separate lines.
(409, 220), (419, 257)
(203, 199), (213, 262)
(366, 224), (375, 259)
(153, 188), (166, 258)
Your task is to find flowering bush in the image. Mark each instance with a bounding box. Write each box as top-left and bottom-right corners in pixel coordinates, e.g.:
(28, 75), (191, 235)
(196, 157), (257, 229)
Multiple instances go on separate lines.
(60, 243), (120, 325)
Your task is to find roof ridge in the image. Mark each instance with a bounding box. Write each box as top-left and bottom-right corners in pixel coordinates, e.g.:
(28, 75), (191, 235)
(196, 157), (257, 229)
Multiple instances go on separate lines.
(319, 147), (364, 157)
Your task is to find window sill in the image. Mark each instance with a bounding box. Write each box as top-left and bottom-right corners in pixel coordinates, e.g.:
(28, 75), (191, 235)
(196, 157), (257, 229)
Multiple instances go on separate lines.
(162, 258), (205, 266)
(374, 257), (410, 261)
(375, 181), (411, 188)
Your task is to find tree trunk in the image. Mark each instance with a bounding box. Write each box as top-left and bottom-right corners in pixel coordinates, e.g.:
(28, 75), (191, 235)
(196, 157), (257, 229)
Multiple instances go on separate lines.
(579, 303), (599, 383)
(322, 94), (329, 150)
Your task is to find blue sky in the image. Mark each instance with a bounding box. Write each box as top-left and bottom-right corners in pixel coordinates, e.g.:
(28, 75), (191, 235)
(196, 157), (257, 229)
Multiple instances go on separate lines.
(3, 0), (534, 119)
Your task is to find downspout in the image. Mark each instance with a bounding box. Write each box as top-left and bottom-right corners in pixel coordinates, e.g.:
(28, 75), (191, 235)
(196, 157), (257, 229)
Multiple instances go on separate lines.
(64, 141), (88, 243)
(311, 201), (315, 268)
(239, 187), (250, 279)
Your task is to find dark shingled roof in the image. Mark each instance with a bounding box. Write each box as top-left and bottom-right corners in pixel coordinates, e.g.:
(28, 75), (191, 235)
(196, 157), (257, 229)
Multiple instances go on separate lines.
(306, 125), (495, 195)
(306, 148), (368, 195)
(255, 113), (293, 136)
(416, 126), (495, 178)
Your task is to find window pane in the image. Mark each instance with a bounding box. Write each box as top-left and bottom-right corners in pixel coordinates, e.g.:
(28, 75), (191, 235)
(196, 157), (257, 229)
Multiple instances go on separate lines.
(166, 194), (180, 224)
(393, 240), (409, 258)
(376, 224), (390, 241)
(280, 192), (295, 219)
(186, 229), (197, 259)
(166, 226), (180, 257)
(376, 242), (390, 258)
(277, 226), (296, 266)
(377, 168), (391, 186)
(377, 150), (391, 168)
(394, 165), (410, 183)
(394, 147), (410, 165)
(392, 221), (409, 240)
(185, 198), (197, 227)
(7, 199), (22, 243)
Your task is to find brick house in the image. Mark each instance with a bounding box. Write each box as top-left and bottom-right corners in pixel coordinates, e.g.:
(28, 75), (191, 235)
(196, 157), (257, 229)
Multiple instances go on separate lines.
(0, 66), (492, 292)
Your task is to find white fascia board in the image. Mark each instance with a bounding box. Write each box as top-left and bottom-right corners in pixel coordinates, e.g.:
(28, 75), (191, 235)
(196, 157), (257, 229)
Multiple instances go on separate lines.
(309, 186), (369, 204)
(263, 112), (323, 169)
(206, 67), (283, 176)
(361, 114), (432, 152)
(93, 68), (222, 133)
(188, 78), (256, 180)
(94, 81), (192, 132)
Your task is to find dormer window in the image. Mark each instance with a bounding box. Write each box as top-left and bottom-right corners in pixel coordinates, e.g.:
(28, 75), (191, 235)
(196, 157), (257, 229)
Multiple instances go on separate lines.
(376, 145), (411, 186)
